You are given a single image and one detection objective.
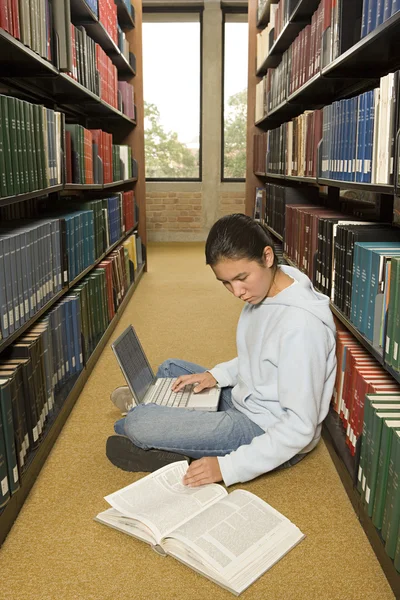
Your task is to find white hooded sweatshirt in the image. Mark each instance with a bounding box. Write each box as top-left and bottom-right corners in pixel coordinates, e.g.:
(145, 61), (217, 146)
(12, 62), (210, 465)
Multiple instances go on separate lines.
(209, 265), (337, 487)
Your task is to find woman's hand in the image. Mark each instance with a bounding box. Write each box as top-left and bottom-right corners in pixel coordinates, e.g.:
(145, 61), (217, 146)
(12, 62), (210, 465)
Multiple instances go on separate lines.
(182, 457), (222, 487)
(171, 371), (217, 393)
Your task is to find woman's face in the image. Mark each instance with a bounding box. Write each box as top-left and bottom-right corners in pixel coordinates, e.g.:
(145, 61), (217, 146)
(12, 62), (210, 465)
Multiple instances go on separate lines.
(211, 249), (275, 305)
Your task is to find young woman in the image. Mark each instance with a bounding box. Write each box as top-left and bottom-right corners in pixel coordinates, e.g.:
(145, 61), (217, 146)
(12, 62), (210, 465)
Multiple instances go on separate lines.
(106, 213), (337, 487)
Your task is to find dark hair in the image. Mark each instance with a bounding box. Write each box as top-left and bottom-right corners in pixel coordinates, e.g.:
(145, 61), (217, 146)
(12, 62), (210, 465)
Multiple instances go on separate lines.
(205, 213), (278, 267)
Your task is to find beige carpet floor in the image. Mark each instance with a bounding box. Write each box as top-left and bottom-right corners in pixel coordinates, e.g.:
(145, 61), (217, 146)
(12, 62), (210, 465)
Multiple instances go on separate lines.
(0, 242), (395, 600)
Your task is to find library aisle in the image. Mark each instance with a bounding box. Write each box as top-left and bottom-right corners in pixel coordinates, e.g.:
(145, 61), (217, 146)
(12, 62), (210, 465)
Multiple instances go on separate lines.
(0, 243), (395, 599)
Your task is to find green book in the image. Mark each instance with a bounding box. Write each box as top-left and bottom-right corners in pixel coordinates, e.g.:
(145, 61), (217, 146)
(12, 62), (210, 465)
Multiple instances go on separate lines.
(0, 97), (7, 197)
(8, 97), (21, 195)
(33, 104), (46, 189)
(0, 378), (20, 495)
(394, 520), (400, 572)
(1, 96), (15, 196)
(373, 417), (400, 530)
(15, 99), (27, 194)
(384, 429), (400, 558)
(0, 405), (10, 508)
(23, 100), (35, 192)
(357, 394), (400, 496)
(365, 410), (400, 517)
(385, 257), (400, 366)
(391, 257), (400, 372)
(381, 430), (400, 541)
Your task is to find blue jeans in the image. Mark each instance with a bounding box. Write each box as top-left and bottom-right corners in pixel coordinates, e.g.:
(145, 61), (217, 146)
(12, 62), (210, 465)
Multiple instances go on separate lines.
(114, 359), (306, 469)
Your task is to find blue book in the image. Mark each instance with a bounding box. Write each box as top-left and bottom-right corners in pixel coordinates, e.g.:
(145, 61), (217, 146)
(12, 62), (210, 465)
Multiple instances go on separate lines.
(355, 94), (364, 183)
(350, 97), (358, 181)
(367, 0), (378, 33)
(361, 0), (371, 37)
(362, 91), (374, 183)
(384, 0), (393, 19)
(392, 0), (400, 16)
(332, 102), (339, 179)
(88, 212), (95, 265)
(376, 0), (386, 25)
(322, 107), (328, 178)
(345, 99), (352, 181)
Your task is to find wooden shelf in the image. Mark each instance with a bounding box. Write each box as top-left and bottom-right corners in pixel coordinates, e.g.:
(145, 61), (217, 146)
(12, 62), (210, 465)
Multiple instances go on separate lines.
(323, 11), (400, 79)
(0, 263), (145, 547)
(0, 185), (63, 207)
(255, 171), (394, 195)
(265, 224), (283, 242)
(64, 178), (137, 192)
(115, 0), (136, 31)
(0, 29), (58, 77)
(317, 178), (394, 195)
(291, 0), (320, 21)
(257, 20), (307, 75)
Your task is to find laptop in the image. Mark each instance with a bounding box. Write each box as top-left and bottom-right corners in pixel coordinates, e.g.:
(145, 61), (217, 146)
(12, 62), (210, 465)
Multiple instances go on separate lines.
(111, 325), (221, 411)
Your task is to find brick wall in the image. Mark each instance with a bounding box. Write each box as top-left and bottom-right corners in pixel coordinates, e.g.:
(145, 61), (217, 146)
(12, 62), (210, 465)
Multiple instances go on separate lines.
(218, 191), (246, 219)
(146, 191), (203, 233)
(145, 187), (246, 240)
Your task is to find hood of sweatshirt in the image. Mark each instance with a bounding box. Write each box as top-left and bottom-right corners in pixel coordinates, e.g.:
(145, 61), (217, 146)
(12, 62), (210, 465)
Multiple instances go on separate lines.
(260, 265), (336, 335)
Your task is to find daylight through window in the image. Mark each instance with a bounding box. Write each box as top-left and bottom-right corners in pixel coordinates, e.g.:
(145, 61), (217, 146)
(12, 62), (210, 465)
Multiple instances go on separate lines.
(142, 13), (201, 180)
(223, 13), (248, 181)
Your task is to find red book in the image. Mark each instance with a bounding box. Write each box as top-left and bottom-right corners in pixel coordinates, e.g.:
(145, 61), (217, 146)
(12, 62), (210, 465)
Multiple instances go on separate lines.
(84, 129), (93, 184)
(341, 349), (376, 425)
(11, 0), (20, 39)
(0, 0), (10, 32)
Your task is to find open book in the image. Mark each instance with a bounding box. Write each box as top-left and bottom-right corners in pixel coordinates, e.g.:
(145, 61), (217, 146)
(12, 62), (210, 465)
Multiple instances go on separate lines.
(95, 461), (305, 595)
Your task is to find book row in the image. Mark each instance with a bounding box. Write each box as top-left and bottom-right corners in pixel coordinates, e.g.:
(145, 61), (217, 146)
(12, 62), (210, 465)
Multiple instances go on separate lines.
(65, 125), (135, 185)
(256, 0), (293, 69)
(0, 0), (134, 74)
(361, 0), (400, 37)
(0, 190), (137, 340)
(0, 232), (141, 509)
(69, 23), (135, 112)
(254, 110), (322, 178)
(0, 95), (137, 198)
(357, 391), (400, 571)
(333, 327), (400, 453)
(284, 205), (400, 354)
(332, 325), (400, 569)
(321, 73), (398, 185)
(257, 0), (344, 105)
(0, 95), (62, 198)
(255, 185), (400, 366)
(254, 72), (398, 185)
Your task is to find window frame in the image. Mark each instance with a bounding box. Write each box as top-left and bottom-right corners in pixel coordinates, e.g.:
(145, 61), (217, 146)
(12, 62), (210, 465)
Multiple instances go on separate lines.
(142, 6), (203, 182)
(221, 6), (248, 183)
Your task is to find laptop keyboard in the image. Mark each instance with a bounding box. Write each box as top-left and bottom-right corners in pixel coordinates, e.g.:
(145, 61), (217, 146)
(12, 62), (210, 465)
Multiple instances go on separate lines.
(151, 378), (193, 407)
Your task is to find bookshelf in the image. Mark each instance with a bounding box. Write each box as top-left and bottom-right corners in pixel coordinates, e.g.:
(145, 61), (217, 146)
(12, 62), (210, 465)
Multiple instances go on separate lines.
(0, 0), (146, 545)
(246, 0), (400, 594)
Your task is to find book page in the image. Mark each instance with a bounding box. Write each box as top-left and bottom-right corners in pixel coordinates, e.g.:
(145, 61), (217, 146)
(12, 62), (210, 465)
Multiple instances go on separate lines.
(163, 489), (304, 584)
(104, 461), (227, 544)
(95, 508), (156, 545)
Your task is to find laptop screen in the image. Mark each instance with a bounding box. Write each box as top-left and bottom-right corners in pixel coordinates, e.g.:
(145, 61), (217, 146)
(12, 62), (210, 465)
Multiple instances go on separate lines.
(112, 326), (154, 403)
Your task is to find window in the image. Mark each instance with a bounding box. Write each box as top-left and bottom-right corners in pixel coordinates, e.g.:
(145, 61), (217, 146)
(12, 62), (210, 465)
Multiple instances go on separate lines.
(142, 12), (202, 180)
(222, 12), (248, 181)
